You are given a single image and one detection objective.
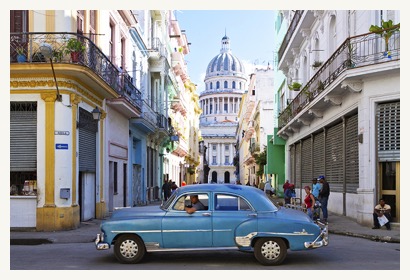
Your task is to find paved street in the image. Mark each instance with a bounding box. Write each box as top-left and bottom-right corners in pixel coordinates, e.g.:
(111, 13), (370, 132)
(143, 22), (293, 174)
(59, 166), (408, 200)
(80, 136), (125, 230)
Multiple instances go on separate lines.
(9, 234), (400, 270)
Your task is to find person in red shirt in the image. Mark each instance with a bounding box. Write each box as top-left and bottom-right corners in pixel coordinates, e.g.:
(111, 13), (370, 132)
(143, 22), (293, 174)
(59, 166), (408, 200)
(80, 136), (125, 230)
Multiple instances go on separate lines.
(303, 185), (315, 219)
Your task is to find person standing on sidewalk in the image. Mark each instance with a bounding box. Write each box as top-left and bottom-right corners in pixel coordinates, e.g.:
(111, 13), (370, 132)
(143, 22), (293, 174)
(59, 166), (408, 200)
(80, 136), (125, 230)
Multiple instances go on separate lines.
(318, 175), (330, 223)
(303, 186), (315, 219)
(372, 198), (392, 230)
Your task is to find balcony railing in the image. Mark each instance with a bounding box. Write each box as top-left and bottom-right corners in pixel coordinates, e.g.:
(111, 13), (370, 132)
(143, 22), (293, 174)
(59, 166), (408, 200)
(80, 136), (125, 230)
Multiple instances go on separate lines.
(278, 30), (400, 129)
(10, 32), (141, 111)
(278, 10), (304, 63)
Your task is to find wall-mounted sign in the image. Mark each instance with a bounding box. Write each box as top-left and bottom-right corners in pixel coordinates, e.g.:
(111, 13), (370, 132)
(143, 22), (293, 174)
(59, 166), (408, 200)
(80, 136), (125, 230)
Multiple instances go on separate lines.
(55, 131), (70, 135)
(56, 143), (69, 150)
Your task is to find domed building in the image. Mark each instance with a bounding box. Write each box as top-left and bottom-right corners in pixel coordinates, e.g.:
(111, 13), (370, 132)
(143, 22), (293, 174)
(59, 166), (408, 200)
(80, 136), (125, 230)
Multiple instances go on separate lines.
(198, 35), (247, 184)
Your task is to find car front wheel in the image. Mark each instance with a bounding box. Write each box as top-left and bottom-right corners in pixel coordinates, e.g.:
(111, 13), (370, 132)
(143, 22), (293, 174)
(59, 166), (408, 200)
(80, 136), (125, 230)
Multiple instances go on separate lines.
(114, 234), (146, 264)
(254, 238), (287, 265)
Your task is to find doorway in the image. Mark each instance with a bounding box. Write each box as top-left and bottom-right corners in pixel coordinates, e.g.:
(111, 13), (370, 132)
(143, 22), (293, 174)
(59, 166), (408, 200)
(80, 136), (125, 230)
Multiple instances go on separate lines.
(378, 161), (400, 222)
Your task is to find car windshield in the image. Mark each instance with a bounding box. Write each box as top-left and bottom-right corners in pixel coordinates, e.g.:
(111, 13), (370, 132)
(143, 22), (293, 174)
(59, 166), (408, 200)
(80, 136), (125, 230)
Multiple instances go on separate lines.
(161, 191), (178, 210)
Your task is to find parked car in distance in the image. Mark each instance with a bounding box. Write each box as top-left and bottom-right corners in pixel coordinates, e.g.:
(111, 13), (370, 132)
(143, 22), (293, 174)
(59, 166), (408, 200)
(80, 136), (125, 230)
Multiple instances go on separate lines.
(95, 184), (328, 265)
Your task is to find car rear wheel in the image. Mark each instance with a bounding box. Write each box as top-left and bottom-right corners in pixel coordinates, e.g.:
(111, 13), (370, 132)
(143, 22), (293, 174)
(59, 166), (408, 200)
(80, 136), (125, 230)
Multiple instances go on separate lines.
(254, 238), (287, 265)
(114, 234), (146, 264)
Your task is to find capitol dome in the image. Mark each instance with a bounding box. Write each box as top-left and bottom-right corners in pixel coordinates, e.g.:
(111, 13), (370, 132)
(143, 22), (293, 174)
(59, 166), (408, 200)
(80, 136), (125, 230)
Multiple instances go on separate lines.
(205, 35), (246, 79)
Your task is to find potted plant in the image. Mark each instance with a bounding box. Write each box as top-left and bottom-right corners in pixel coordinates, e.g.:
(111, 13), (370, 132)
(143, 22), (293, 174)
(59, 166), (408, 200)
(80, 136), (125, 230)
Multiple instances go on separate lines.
(312, 60), (323, 68)
(16, 47), (26, 63)
(288, 82), (302, 91)
(369, 20), (400, 58)
(64, 38), (85, 62)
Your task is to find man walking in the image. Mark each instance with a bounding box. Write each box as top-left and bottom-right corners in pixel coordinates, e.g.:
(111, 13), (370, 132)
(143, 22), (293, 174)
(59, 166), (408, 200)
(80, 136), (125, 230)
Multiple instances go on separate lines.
(318, 175), (330, 223)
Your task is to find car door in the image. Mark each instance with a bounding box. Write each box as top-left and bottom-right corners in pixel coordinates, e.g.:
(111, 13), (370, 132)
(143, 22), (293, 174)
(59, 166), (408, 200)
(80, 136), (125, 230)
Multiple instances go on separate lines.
(162, 193), (212, 248)
(212, 193), (258, 247)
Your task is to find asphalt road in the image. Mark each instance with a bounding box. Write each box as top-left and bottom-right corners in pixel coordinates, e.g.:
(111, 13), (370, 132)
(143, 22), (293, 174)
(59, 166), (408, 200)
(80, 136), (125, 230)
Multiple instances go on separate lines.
(9, 234), (400, 271)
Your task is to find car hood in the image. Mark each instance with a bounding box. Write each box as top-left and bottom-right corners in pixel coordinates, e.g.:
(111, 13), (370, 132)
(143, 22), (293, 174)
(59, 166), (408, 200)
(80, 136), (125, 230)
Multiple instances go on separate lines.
(109, 205), (165, 220)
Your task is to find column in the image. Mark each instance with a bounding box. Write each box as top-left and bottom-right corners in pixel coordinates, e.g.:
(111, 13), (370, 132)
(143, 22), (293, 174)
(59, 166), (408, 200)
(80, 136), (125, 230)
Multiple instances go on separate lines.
(70, 94), (82, 206)
(41, 92), (57, 207)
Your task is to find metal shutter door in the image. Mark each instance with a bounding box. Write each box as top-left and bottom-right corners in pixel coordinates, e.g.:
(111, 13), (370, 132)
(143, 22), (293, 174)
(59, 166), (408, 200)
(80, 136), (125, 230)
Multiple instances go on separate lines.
(301, 137), (312, 184)
(79, 108), (97, 172)
(295, 142), (301, 187)
(346, 114), (359, 191)
(313, 131), (325, 177)
(10, 102), (37, 171)
(377, 102), (400, 161)
(325, 122), (343, 184)
(290, 145), (295, 183)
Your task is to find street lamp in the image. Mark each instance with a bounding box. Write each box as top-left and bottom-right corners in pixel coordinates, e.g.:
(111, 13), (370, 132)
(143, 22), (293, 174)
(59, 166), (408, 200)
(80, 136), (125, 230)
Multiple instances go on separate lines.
(39, 43), (62, 102)
(92, 106), (102, 121)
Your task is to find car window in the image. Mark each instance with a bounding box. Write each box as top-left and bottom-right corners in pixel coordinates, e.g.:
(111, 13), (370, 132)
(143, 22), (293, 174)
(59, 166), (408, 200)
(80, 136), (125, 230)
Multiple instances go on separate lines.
(214, 194), (251, 211)
(172, 193), (209, 211)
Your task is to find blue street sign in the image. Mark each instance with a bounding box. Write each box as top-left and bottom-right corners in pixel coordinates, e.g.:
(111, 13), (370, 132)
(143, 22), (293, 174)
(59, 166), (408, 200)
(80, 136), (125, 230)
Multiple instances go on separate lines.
(56, 143), (69, 150)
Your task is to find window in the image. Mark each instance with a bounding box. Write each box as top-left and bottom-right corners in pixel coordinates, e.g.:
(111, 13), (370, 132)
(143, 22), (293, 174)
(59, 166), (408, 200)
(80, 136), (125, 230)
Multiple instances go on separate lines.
(232, 81), (236, 89)
(213, 144), (216, 150)
(109, 21), (115, 62)
(173, 193), (209, 211)
(224, 104), (228, 113)
(217, 81), (220, 89)
(225, 156), (229, 164)
(212, 156), (217, 165)
(210, 82), (213, 89)
(214, 194), (251, 211)
(224, 81), (228, 88)
(225, 144), (229, 151)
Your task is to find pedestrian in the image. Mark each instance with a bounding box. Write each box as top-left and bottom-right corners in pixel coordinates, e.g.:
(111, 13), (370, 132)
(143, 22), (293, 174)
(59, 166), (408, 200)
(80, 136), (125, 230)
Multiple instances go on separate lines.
(284, 183), (295, 205)
(162, 179), (171, 201)
(312, 178), (321, 220)
(170, 181), (178, 194)
(283, 179), (290, 193)
(372, 198), (392, 230)
(264, 179), (274, 196)
(318, 175), (330, 223)
(303, 185), (315, 219)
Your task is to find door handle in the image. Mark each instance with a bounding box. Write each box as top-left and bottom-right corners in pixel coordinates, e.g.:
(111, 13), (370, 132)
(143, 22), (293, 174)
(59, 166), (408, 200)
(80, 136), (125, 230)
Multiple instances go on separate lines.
(202, 212), (211, 217)
(248, 213), (257, 217)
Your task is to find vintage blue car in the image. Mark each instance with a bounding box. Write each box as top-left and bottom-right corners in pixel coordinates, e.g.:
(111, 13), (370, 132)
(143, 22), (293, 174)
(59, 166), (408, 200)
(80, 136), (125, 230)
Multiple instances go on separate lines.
(95, 184), (328, 265)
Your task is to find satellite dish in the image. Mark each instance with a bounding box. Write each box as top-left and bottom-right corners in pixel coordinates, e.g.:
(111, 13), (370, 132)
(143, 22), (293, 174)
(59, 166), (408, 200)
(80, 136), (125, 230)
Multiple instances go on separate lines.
(39, 43), (53, 59)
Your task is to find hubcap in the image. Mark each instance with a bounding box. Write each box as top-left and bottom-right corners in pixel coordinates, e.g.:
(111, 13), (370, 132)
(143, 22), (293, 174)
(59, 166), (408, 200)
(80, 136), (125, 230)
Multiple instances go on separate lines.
(261, 241), (280, 260)
(120, 239), (139, 259)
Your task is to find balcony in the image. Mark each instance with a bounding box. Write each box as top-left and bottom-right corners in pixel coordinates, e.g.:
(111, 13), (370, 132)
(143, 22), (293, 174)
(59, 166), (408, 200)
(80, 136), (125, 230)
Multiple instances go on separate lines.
(278, 30), (400, 133)
(130, 100), (157, 133)
(10, 32), (141, 111)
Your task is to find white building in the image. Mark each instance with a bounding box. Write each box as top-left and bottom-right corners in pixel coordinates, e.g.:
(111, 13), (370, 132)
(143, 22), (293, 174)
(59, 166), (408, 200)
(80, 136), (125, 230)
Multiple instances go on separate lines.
(276, 10), (400, 226)
(199, 35), (247, 184)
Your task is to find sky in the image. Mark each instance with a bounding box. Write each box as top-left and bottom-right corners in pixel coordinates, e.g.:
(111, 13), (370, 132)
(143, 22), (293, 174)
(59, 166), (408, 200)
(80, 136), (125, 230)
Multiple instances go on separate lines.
(176, 10), (276, 93)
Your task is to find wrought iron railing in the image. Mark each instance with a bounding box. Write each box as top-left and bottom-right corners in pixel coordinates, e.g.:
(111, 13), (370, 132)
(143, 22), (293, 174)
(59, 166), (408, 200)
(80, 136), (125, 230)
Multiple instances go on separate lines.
(10, 32), (142, 111)
(278, 30), (400, 129)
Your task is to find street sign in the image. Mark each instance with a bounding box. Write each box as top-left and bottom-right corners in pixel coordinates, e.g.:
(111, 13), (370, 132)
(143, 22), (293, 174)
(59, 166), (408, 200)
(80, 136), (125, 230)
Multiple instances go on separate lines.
(56, 143), (69, 150)
(55, 131), (70, 135)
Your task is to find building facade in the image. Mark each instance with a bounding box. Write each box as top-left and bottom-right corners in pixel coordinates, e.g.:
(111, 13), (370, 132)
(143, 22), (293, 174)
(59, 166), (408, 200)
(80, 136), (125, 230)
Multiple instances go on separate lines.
(10, 10), (194, 231)
(275, 10), (400, 226)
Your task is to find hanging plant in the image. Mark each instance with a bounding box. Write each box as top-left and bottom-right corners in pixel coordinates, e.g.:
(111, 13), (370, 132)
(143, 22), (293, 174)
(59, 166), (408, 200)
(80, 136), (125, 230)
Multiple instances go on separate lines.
(288, 82), (302, 91)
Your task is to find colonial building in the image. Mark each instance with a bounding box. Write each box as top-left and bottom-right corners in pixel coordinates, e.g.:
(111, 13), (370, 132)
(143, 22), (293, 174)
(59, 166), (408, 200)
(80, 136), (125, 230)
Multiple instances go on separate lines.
(198, 35), (247, 184)
(10, 10), (193, 231)
(275, 10), (400, 226)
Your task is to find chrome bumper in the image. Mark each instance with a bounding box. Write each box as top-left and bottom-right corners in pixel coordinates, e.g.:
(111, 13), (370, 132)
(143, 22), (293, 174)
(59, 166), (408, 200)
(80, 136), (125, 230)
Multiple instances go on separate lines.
(95, 233), (110, 250)
(304, 222), (329, 249)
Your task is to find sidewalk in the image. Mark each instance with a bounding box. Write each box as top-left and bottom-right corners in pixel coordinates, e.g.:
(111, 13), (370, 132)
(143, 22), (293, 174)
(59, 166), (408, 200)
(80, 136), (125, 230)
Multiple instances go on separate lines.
(10, 205), (399, 245)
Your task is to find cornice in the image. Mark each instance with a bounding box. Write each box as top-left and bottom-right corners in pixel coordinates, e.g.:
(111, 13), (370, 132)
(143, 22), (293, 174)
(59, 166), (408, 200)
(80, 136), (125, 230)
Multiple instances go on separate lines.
(10, 78), (103, 106)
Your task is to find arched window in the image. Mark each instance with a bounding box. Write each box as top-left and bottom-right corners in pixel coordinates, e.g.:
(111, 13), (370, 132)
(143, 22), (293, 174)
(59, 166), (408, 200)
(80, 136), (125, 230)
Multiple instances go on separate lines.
(210, 82), (213, 89)
(232, 81), (236, 89)
(224, 81), (228, 88)
(217, 81), (220, 89)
